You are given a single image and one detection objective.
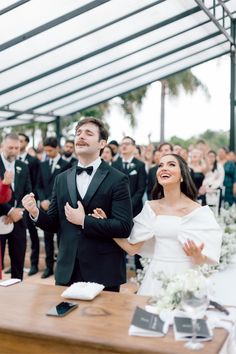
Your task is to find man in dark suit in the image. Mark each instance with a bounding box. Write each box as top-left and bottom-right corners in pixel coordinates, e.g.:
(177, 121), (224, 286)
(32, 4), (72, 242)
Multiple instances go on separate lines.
(36, 137), (69, 278)
(18, 133), (40, 276)
(0, 133), (32, 280)
(23, 118), (133, 291)
(61, 139), (78, 166)
(112, 136), (146, 270)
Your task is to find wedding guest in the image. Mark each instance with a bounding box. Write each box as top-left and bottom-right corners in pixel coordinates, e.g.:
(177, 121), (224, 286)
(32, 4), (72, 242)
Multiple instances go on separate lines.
(173, 144), (182, 155)
(22, 118), (133, 291)
(0, 133), (31, 280)
(61, 140), (77, 166)
(188, 148), (208, 204)
(101, 145), (114, 165)
(18, 133), (40, 276)
(0, 171), (12, 204)
(0, 171), (13, 279)
(36, 137), (69, 278)
(147, 142), (173, 200)
(228, 151), (236, 163)
(134, 145), (142, 161)
(112, 136), (147, 270)
(217, 147), (236, 206)
(199, 150), (224, 208)
(143, 144), (155, 172)
(108, 140), (119, 161)
(180, 148), (189, 163)
(92, 154), (222, 296)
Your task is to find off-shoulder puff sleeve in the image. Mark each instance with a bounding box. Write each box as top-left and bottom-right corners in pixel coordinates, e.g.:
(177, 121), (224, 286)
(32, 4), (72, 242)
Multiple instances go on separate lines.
(178, 206), (222, 263)
(128, 201), (155, 258)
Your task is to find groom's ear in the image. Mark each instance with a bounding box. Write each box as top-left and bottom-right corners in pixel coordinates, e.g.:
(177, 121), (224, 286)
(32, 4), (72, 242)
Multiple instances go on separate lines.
(99, 139), (107, 150)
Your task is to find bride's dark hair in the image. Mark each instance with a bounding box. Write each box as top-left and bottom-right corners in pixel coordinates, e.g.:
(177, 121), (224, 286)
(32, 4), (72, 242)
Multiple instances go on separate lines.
(152, 153), (198, 201)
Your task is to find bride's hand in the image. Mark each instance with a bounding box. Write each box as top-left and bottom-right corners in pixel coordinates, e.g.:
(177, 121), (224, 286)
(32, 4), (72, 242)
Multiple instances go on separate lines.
(183, 239), (206, 264)
(89, 208), (107, 219)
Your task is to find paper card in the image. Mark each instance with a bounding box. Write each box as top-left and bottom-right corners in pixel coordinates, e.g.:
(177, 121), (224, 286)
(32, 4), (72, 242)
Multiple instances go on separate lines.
(0, 278), (21, 287)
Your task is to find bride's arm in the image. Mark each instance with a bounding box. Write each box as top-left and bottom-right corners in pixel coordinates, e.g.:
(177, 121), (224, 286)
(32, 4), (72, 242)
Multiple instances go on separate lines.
(113, 238), (144, 256)
(90, 208), (144, 255)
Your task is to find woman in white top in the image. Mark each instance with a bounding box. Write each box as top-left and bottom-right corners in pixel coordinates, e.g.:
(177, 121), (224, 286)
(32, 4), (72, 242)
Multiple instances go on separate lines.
(92, 154), (222, 296)
(199, 150), (225, 207)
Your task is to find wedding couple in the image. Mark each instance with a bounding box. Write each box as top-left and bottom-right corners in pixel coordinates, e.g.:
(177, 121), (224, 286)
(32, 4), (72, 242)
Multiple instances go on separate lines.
(22, 118), (222, 295)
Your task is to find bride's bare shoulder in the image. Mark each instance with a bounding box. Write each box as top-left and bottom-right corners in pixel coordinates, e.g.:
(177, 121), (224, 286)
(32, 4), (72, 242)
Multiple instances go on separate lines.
(147, 200), (162, 214)
(190, 200), (201, 209)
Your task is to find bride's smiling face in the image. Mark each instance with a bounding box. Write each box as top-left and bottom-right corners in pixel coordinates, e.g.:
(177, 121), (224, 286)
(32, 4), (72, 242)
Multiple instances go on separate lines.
(157, 155), (182, 186)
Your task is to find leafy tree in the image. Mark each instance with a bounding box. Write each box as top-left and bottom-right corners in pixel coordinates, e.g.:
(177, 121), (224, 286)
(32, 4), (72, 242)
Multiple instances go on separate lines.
(160, 70), (210, 142)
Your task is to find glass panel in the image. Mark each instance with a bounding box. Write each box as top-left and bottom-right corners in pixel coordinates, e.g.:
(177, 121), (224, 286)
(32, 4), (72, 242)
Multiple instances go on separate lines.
(11, 30), (227, 112)
(0, 111), (13, 117)
(36, 38), (228, 115)
(17, 114), (34, 120)
(0, 0), (90, 43)
(0, 119), (23, 127)
(0, 13), (229, 106)
(0, 0), (21, 11)
(34, 116), (54, 123)
(52, 44), (229, 116)
(0, 1), (197, 90)
(0, 0), (156, 72)
(0, 12), (211, 107)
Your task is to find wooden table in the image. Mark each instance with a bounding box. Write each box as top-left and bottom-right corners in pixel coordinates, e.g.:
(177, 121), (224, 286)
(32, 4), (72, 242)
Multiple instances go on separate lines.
(0, 282), (228, 354)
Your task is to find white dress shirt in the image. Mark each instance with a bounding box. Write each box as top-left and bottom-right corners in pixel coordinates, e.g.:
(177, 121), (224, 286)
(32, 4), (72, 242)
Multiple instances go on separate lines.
(1, 152), (15, 191)
(49, 154), (61, 174)
(76, 157), (101, 199)
(18, 151), (27, 162)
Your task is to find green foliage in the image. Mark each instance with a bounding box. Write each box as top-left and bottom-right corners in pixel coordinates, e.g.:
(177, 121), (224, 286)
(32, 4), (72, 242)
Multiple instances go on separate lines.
(119, 86), (148, 128)
(166, 69), (210, 99)
(169, 129), (229, 150)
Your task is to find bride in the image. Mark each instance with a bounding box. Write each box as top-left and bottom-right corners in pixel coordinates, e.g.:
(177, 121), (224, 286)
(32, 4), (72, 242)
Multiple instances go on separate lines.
(92, 153), (222, 296)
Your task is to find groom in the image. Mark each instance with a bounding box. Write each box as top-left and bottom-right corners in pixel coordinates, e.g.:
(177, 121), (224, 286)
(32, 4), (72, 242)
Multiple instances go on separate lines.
(22, 118), (133, 291)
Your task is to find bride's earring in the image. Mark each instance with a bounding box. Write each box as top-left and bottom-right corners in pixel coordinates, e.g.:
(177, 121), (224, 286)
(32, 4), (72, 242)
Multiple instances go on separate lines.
(180, 177), (183, 182)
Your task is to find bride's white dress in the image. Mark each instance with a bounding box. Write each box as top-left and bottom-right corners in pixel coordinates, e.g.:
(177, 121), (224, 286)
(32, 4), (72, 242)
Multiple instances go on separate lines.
(128, 201), (222, 296)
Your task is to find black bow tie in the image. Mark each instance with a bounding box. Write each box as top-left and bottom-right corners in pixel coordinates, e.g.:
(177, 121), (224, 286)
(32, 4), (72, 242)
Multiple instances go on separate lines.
(76, 166), (93, 176)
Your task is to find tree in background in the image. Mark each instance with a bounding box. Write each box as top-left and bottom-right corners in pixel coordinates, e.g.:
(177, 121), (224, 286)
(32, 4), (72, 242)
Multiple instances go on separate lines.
(169, 129), (229, 151)
(160, 70), (210, 142)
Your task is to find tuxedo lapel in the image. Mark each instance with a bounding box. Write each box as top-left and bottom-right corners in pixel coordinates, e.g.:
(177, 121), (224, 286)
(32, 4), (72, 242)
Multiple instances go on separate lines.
(14, 160), (23, 195)
(0, 157), (5, 179)
(67, 166), (80, 208)
(83, 162), (109, 207)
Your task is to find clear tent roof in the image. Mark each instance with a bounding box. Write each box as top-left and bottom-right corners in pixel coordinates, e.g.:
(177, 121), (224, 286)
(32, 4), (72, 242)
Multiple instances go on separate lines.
(0, 0), (235, 128)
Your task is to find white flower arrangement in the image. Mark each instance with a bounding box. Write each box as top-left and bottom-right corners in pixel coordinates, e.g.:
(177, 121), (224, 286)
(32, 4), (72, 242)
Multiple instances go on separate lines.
(54, 164), (61, 169)
(148, 269), (206, 314)
(201, 204), (236, 276)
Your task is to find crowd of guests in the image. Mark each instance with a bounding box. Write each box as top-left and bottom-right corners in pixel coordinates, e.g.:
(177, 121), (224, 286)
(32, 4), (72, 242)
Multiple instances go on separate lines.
(0, 128), (235, 282)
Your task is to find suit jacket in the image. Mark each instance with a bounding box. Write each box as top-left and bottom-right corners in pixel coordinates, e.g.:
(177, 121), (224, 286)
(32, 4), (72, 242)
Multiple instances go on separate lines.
(21, 154), (39, 195)
(35, 161), (133, 286)
(62, 156), (78, 167)
(112, 157), (147, 217)
(0, 157), (32, 216)
(36, 157), (69, 202)
(147, 165), (158, 200)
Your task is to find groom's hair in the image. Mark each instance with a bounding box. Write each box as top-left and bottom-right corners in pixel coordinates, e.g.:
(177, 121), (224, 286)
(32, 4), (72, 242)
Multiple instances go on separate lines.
(152, 153), (198, 201)
(75, 117), (108, 141)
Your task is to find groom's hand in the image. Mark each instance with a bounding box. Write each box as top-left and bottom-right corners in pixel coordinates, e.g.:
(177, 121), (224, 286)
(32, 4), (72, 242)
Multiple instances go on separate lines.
(64, 201), (85, 226)
(22, 193), (38, 218)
